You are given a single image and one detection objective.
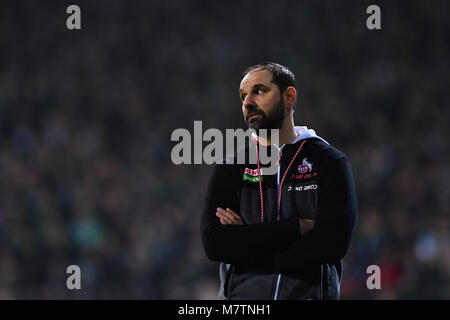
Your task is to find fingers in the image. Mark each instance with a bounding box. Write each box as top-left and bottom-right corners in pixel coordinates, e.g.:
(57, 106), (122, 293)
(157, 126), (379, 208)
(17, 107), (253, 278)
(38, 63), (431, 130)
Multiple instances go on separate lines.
(216, 208), (242, 224)
(217, 209), (234, 225)
(216, 207), (244, 225)
(299, 218), (315, 235)
(216, 208), (233, 224)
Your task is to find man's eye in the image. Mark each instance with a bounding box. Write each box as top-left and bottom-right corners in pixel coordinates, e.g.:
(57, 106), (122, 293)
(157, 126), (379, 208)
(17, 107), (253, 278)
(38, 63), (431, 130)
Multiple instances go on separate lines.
(240, 94), (247, 101)
(255, 89), (264, 94)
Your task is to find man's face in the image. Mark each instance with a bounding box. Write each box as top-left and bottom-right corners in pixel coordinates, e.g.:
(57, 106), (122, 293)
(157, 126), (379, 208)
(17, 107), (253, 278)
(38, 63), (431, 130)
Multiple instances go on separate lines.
(239, 70), (285, 132)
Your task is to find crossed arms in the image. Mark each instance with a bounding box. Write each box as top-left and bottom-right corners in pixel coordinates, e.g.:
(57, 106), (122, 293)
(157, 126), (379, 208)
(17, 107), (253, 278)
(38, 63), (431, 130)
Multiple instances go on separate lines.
(200, 155), (357, 273)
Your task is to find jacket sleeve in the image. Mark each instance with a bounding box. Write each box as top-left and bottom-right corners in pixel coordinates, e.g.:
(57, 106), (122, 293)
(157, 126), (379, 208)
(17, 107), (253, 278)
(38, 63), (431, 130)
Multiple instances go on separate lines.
(273, 154), (357, 274)
(201, 163), (300, 266)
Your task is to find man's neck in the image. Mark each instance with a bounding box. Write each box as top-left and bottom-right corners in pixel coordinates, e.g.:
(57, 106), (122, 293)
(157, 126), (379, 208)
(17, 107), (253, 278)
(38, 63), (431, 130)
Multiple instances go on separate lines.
(256, 123), (298, 147)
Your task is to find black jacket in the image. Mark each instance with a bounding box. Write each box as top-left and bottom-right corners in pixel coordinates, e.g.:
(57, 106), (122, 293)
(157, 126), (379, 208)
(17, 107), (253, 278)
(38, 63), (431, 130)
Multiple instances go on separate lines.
(201, 128), (357, 300)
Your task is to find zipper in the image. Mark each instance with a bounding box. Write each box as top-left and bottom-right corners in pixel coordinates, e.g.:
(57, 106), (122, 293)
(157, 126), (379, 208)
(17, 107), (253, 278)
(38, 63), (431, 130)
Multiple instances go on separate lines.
(320, 264), (324, 300)
(273, 148), (283, 300)
(223, 264), (234, 298)
(272, 139), (307, 300)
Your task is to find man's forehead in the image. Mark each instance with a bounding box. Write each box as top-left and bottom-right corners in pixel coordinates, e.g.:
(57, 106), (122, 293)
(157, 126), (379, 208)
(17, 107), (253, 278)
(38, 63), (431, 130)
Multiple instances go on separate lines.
(239, 69), (273, 90)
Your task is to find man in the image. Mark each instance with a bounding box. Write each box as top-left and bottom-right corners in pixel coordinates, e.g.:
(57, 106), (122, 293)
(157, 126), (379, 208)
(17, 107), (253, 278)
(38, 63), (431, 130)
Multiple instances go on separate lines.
(201, 62), (357, 300)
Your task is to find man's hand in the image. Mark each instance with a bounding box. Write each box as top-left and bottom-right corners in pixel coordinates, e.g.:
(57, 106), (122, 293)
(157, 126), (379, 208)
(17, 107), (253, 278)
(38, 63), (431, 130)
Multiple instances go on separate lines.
(216, 207), (244, 225)
(215, 207), (313, 235)
(299, 219), (315, 235)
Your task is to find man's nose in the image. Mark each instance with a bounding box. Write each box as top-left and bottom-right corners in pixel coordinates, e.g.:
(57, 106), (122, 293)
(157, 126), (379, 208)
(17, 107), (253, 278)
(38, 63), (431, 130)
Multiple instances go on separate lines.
(243, 95), (255, 109)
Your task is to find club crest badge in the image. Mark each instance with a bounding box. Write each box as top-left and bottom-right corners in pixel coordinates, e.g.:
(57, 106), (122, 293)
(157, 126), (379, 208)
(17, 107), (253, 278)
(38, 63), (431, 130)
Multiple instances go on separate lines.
(298, 158), (312, 174)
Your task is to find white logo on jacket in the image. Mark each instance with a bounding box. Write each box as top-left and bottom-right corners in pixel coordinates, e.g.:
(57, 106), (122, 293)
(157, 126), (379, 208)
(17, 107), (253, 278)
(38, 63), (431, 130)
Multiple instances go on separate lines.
(287, 184), (317, 192)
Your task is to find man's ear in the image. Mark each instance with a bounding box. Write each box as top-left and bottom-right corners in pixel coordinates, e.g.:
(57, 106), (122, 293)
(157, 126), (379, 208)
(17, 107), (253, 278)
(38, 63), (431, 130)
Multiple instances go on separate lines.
(283, 86), (297, 110)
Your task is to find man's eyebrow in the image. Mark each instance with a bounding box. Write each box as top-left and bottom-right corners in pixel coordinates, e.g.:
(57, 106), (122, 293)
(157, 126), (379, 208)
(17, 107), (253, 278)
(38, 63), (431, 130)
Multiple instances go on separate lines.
(238, 83), (269, 95)
(253, 83), (269, 89)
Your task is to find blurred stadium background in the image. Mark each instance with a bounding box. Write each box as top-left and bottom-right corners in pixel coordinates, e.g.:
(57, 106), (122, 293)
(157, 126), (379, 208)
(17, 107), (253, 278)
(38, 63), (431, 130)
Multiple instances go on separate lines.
(0, 0), (449, 299)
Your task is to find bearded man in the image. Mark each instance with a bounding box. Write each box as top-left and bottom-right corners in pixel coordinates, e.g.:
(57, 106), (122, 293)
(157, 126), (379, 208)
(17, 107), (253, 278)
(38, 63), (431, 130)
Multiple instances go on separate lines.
(201, 62), (357, 300)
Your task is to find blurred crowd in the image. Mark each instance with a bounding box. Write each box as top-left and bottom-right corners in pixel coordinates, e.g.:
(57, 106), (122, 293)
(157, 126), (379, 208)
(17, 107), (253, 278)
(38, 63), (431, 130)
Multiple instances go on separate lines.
(0, 0), (448, 299)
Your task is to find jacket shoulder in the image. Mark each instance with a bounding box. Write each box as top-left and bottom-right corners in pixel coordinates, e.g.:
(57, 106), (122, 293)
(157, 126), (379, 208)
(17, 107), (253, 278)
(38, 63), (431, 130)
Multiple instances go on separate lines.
(307, 138), (349, 162)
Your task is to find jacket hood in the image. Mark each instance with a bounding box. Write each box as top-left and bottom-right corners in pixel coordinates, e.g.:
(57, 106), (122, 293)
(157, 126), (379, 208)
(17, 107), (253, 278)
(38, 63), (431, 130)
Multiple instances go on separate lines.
(251, 126), (329, 147)
(292, 126), (329, 145)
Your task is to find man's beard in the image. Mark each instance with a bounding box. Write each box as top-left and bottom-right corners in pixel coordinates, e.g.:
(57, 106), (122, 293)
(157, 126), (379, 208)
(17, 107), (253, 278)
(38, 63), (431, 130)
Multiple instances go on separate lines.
(245, 98), (285, 135)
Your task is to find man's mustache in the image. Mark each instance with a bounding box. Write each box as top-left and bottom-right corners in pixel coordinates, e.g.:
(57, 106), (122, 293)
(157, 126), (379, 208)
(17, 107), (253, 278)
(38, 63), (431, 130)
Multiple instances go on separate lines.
(246, 109), (265, 122)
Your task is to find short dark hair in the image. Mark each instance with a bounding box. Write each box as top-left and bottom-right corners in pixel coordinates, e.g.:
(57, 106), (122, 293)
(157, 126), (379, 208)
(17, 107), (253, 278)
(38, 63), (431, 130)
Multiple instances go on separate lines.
(243, 62), (297, 104)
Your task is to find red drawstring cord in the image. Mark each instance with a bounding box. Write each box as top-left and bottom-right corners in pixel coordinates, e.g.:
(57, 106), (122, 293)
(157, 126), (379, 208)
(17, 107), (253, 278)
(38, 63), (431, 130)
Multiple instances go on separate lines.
(256, 142), (264, 222)
(277, 139), (306, 218)
(256, 139), (307, 222)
